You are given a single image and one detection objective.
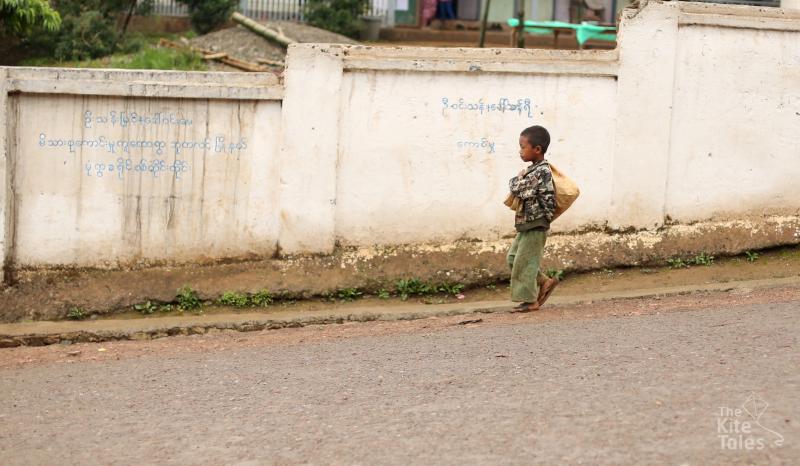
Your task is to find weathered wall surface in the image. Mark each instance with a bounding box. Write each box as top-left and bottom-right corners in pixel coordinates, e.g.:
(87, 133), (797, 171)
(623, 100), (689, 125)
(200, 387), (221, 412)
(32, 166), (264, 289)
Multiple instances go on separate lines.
(1, 69), (283, 274)
(667, 20), (800, 221)
(299, 2), (800, 248)
(1, 1), (800, 320)
(12, 95), (281, 266)
(335, 70), (617, 244)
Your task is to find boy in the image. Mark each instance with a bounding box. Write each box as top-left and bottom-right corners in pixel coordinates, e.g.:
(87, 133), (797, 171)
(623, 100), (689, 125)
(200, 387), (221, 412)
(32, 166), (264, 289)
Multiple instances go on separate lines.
(507, 125), (559, 312)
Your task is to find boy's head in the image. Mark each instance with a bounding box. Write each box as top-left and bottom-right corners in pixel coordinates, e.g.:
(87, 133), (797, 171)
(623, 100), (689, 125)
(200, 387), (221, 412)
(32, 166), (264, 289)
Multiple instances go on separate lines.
(519, 125), (550, 163)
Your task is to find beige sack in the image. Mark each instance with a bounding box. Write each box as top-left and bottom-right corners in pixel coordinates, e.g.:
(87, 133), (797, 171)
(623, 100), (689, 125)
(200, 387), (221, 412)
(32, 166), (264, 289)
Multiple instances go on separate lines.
(550, 162), (580, 220)
(503, 192), (523, 212)
(503, 162), (580, 220)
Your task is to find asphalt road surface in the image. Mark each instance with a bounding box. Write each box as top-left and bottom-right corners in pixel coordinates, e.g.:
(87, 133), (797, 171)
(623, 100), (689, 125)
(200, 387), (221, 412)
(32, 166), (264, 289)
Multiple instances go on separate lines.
(1, 290), (798, 465)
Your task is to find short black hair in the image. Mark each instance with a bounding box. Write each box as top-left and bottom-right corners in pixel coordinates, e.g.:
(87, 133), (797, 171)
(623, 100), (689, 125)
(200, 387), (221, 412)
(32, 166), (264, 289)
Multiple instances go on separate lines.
(520, 125), (550, 154)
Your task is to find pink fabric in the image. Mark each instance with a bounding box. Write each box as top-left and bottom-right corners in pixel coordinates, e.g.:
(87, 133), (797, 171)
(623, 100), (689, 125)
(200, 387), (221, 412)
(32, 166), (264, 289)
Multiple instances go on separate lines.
(422, 0), (437, 25)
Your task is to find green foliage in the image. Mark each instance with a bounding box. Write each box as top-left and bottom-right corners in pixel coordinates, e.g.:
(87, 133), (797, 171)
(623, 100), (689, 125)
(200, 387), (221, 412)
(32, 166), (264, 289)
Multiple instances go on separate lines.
(546, 269), (565, 281)
(435, 282), (465, 296)
(337, 287), (363, 301)
(133, 301), (158, 315)
(693, 252), (715, 266)
(177, 0), (237, 34)
(394, 278), (466, 300)
(66, 307), (86, 320)
(395, 278), (432, 300)
(377, 289), (390, 299)
(117, 46), (205, 70)
(219, 291), (249, 307)
(176, 285), (201, 311)
(23, 44), (207, 71)
(57, 9), (118, 59)
(666, 257), (689, 269)
(304, 0), (368, 39)
(666, 253), (715, 269)
(216, 289), (275, 308)
(250, 289), (274, 307)
(23, 0), (153, 61)
(745, 251), (759, 262)
(0, 0), (61, 38)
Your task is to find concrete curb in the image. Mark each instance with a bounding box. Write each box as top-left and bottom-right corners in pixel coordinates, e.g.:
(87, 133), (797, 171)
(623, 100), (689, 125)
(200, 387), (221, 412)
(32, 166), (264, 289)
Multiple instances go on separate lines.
(2, 276), (799, 348)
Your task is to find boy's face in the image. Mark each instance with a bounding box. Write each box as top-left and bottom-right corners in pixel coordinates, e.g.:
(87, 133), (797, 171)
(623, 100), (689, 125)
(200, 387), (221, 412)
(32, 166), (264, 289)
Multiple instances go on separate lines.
(519, 135), (542, 163)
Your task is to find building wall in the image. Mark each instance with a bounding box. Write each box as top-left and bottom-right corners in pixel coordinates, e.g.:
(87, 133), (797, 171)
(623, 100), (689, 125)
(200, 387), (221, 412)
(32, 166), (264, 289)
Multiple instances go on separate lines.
(1, 69), (283, 273)
(11, 95), (281, 266)
(334, 69), (617, 245)
(1, 1), (799, 281)
(666, 22), (800, 221)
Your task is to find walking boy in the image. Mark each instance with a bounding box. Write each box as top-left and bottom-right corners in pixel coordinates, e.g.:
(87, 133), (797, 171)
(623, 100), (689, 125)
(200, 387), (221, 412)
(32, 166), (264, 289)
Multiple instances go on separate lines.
(507, 125), (559, 312)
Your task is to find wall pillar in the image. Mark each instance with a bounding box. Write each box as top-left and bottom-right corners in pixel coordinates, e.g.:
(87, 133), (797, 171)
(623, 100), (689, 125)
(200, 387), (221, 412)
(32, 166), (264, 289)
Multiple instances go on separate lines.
(609, 1), (680, 230)
(278, 45), (344, 254)
(782, 0), (800, 10)
(0, 68), (10, 284)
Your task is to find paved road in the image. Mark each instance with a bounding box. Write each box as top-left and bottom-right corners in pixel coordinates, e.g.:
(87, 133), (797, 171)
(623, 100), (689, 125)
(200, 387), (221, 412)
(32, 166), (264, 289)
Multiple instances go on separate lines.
(1, 293), (798, 465)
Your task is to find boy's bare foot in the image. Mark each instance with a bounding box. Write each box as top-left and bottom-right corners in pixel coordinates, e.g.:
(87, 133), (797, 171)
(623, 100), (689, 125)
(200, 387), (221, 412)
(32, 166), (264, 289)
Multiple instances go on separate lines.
(537, 278), (559, 307)
(511, 302), (540, 313)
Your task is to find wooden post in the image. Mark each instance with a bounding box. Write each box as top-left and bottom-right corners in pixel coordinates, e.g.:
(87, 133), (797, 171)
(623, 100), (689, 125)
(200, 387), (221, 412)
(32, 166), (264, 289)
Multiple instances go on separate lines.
(231, 12), (297, 48)
(479, 0), (492, 47)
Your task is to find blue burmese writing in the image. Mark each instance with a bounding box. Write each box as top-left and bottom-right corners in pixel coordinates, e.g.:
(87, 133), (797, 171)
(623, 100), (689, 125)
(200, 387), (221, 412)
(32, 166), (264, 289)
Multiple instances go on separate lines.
(83, 111), (193, 129)
(457, 138), (496, 154)
(39, 133), (247, 156)
(84, 157), (190, 180)
(441, 97), (533, 118)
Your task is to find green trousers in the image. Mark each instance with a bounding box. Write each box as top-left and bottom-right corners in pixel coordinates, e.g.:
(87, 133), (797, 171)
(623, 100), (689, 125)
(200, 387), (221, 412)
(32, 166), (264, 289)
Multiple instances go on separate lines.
(507, 230), (548, 303)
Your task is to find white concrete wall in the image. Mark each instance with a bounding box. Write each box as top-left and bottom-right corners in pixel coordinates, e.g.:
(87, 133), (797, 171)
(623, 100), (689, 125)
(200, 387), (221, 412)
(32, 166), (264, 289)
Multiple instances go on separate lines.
(12, 95), (281, 266)
(666, 21), (800, 221)
(2, 1), (799, 275)
(335, 70), (617, 245)
(782, 0), (800, 10)
(2, 69), (283, 271)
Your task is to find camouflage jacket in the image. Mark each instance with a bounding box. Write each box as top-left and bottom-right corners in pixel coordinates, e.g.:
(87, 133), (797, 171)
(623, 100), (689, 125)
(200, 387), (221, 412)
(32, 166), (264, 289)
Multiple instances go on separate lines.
(509, 160), (556, 231)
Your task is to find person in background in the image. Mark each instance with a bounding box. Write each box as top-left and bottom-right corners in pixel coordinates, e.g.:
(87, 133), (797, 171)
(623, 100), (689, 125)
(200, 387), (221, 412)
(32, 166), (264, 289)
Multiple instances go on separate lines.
(437, 0), (456, 21)
(422, 0), (438, 26)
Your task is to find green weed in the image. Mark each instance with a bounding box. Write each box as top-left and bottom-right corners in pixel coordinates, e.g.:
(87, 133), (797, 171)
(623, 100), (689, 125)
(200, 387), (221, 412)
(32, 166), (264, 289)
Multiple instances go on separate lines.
(546, 269), (565, 281)
(435, 282), (465, 296)
(667, 258), (688, 269)
(377, 289), (391, 299)
(337, 287), (363, 301)
(250, 289), (274, 307)
(134, 301), (158, 315)
(23, 45), (207, 71)
(219, 291), (249, 308)
(394, 278), (466, 300)
(66, 307), (87, 320)
(118, 46), (206, 71)
(395, 278), (432, 300)
(693, 253), (715, 266)
(176, 285), (201, 311)
(745, 251), (760, 262)
(666, 253), (715, 268)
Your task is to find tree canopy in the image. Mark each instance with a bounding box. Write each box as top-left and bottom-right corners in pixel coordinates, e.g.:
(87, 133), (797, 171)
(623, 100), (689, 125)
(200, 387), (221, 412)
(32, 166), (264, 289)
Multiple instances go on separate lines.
(0, 0), (61, 37)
